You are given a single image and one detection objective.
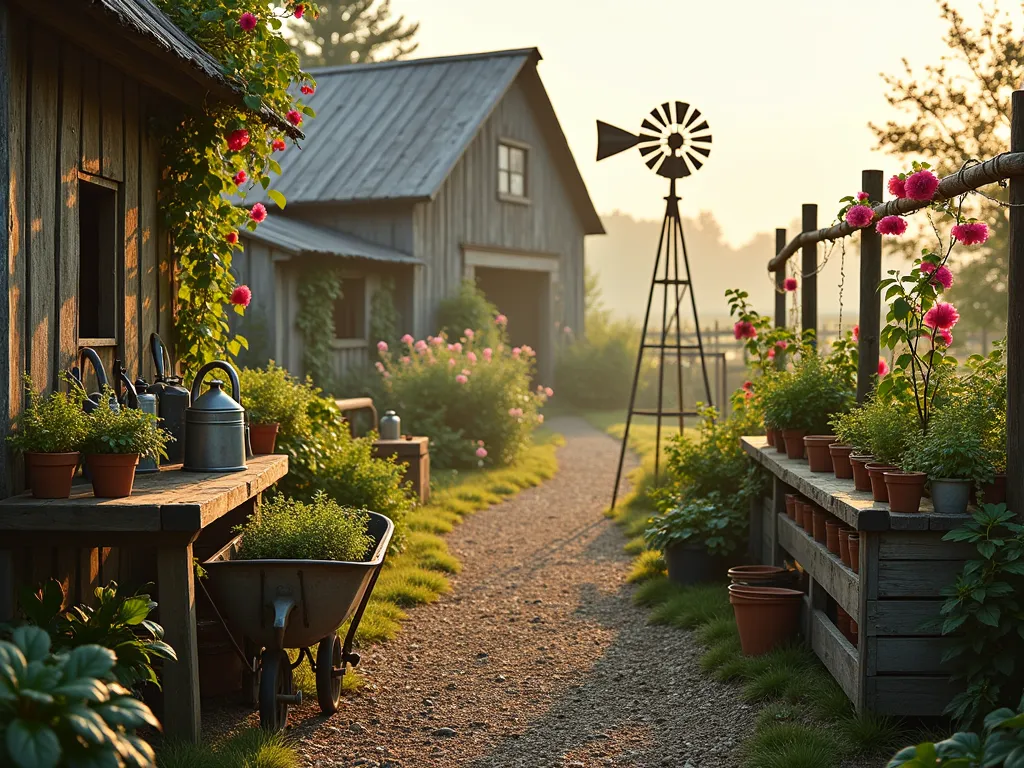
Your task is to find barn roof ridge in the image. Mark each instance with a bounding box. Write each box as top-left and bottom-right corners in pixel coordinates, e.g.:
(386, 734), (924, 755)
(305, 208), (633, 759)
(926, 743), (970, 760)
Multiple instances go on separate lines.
(306, 47), (541, 76)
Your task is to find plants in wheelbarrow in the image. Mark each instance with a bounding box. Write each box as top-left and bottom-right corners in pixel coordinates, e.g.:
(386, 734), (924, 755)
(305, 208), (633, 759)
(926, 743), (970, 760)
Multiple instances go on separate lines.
(236, 491), (374, 561)
(0, 625), (161, 768)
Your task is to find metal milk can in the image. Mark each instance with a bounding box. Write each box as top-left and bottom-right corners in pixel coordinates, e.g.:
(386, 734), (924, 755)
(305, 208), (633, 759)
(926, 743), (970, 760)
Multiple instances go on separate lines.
(146, 333), (190, 464)
(183, 361), (247, 473)
(379, 410), (401, 440)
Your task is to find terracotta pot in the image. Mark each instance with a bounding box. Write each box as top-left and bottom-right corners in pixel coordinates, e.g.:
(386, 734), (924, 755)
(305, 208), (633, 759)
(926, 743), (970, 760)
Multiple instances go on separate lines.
(794, 501), (808, 531)
(86, 454), (139, 498)
(848, 533), (860, 574)
(728, 565), (786, 586)
(838, 528), (851, 567)
(782, 429), (808, 460)
(25, 452), (80, 499)
(825, 521), (842, 555)
(804, 435), (836, 473)
(802, 502), (815, 533)
(850, 455), (874, 492)
(729, 587), (803, 656)
(774, 428), (788, 454)
(884, 471), (927, 514)
(866, 463), (897, 502)
(812, 509), (828, 544)
(784, 494), (798, 520)
(836, 606), (851, 636)
(979, 474), (1007, 505)
(849, 619), (859, 646)
(765, 427), (778, 450)
(249, 422), (280, 455)
(829, 444), (854, 480)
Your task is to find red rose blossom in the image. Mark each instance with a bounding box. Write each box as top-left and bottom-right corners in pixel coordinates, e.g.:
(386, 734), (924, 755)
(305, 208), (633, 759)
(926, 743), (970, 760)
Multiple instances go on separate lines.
(231, 285), (252, 307)
(294, 4), (304, 17)
(226, 232), (238, 245)
(272, 138), (286, 152)
(227, 129), (249, 152)
(286, 109), (302, 126)
(239, 12), (258, 31)
(784, 277), (797, 292)
(887, 175), (906, 199)
(233, 170), (247, 186)
(250, 203), (267, 223)
(733, 320), (757, 340)
(904, 169), (939, 201)
(300, 84), (315, 95)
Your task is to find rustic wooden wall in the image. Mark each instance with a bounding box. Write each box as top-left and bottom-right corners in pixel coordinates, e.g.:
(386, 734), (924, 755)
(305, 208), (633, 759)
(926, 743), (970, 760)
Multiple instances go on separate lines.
(4, 11), (175, 605)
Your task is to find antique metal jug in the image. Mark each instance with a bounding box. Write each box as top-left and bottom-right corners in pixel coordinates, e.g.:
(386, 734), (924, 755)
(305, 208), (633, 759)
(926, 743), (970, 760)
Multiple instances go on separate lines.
(70, 347), (109, 414)
(379, 410), (401, 440)
(146, 333), (189, 463)
(136, 392), (159, 474)
(183, 361), (247, 473)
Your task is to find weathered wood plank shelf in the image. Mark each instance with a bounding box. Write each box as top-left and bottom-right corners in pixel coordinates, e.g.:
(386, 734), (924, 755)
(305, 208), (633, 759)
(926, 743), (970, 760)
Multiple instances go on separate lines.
(0, 455), (288, 742)
(741, 437), (968, 717)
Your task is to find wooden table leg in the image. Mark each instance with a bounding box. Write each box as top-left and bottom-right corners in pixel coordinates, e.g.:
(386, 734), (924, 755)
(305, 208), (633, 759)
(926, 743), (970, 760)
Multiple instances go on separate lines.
(157, 539), (200, 743)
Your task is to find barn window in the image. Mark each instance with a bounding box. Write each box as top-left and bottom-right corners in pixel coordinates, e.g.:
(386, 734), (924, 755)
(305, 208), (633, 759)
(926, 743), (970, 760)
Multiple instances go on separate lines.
(333, 277), (367, 340)
(78, 177), (118, 341)
(498, 141), (528, 201)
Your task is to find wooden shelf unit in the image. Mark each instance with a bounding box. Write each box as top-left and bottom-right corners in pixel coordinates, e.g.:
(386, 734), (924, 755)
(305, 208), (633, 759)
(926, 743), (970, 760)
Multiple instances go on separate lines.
(742, 437), (969, 716)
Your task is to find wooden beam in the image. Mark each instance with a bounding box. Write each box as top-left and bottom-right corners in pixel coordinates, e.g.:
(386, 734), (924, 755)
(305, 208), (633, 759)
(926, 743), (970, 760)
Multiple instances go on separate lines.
(770, 150), (1024, 271)
(810, 609), (858, 706)
(774, 228), (786, 327)
(801, 205), (817, 343)
(0, 0), (13, 500)
(157, 537), (200, 743)
(1008, 90), (1024, 519)
(857, 170), (883, 404)
(777, 513), (860, 617)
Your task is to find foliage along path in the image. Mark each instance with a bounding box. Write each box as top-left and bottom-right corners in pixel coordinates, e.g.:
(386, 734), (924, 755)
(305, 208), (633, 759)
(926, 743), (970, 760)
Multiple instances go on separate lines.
(282, 416), (754, 767)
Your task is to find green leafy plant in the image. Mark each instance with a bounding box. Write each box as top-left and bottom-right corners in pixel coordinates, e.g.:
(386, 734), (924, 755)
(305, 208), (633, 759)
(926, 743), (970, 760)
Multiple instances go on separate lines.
(295, 266), (343, 390)
(153, 0), (320, 375)
(370, 277), (401, 353)
(888, 694), (1024, 766)
(6, 375), (88, 454)
(435, 280), (501, 348)
(555, 313), (641, 411)
(644, 491), (748, 557)
(760, 353), (853, 434)
(902, 398), (994, 484)
(725, 288), (806, 374)
(236, 491), (373, 561)
(18, 580), (177, 692)
(937, 504), (1024, 725)
(0, 625), (160, 768)
(829, 407), (872, 453)
(82, 393), (170, 460)
(239, 362), (313, 433)
(859, 397), (921, 466)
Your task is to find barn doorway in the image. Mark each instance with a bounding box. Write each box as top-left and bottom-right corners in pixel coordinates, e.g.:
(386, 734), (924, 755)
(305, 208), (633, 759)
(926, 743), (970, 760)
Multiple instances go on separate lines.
(474, 266), (551, 379)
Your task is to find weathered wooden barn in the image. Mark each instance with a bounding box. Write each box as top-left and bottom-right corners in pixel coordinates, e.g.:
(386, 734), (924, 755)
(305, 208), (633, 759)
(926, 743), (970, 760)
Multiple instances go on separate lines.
(236, 48), (604, 383)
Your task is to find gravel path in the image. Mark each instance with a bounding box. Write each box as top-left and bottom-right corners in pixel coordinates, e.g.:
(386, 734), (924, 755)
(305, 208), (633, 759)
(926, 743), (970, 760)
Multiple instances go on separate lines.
(273, 416), (756, 767)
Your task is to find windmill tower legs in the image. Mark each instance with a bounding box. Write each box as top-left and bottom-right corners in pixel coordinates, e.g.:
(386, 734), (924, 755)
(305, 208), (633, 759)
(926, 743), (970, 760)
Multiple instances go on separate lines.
(610, 179), (714, 509)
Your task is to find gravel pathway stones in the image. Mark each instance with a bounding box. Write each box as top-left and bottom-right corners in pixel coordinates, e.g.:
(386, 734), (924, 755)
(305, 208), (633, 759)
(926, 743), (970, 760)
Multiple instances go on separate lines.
(267, 416), (758, 767)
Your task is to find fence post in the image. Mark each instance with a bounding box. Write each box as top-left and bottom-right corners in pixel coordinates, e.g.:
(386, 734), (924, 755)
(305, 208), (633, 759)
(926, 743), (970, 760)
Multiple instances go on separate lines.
(857, 170), (883, 403)
(774, 228), (787, 328)
(801, 205), (818, 344)
(1007, 90), (1024, 517)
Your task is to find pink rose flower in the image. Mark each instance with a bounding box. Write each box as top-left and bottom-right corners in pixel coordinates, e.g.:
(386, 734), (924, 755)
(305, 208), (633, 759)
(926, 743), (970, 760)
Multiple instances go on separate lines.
(238, 12), (258, 31)
(250, 203), (267, 223)
(923, 302), (960, 330)
(448, 359), (456, 367)
(374, 361), (385, 373)
(878, 359), (889, 377)
(227, 129), (249, 151)
(475, 446), (488, 458)
(775, 340), (788, 350)
(512, 347), (522, 358)
(937, 328), (953, 346)
(904, 169), (939, 200)
(876, 215), (907, 236)
(467, 352), (477, 364)
(414, 340), (428, 353)
(456, 374), (468, 384)
(845, 205), (874, 228)
(544, 387), (554, 397)
(537, 414), (544, 424)
(931, 265), (953, 290)
(853, 325), (859, 342)
(483, 348), (493, 361)
(400, 356), (411, 364)
(431, 336), (444, 346)
(401, 334), (414, 345)
(495, 314), (508, 327)
(951, 221), (990, 246)
(377, 341), (388, 353)
(856, 191), (870, 201)
(286, 109), (303, 126)
(230, 285), (251, 307)
(733, 321), (757, 340)
(767, 349), (776, 359)
(784, 277), (797, 292)
(233, 170), (247, 186)
(888, 175), (907, 199)
(464, 328), (474, 339)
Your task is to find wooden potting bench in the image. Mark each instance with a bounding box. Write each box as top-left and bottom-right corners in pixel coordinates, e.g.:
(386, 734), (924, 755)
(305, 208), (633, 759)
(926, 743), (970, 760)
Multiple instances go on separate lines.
(742, 437), (972, 716)
(0, 455), (288, 743)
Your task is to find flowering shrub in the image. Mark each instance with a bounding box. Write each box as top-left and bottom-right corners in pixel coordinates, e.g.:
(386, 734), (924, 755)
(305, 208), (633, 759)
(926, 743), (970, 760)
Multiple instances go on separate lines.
(555, 314), (640, 411)
(154, 0), (320, 376)
(375, 321), (548, 469)
(435, 280), (501, 348)
(725, 288), (806, 374)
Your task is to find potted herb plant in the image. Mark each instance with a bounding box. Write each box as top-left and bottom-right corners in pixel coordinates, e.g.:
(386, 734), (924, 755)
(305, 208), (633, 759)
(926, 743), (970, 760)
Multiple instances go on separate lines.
(644, 491), (747, 585)
(861, 397), (920, 503)
(83, 393), (169, 498)
(829, 407), (871, 481)
(239, 362), (312, 455)
(6, 376), (88, 498)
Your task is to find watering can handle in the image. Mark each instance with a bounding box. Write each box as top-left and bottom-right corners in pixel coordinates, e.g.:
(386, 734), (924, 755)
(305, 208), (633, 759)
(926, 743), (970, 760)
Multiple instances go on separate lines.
(190, 361), (242, 403)
(150, 333), (172, 381)
(78, 347), (109, 391)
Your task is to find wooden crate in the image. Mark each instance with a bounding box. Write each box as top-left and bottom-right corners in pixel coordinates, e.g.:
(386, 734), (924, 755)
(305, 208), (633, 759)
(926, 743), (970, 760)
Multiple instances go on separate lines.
(742, 437), (968, 716)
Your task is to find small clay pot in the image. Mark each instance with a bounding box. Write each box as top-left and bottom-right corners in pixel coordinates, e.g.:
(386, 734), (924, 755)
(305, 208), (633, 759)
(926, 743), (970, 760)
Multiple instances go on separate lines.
(782, 429), (808, 460)
(829, 444), (854, 480)
(836, 606), (851, 636)
(765, 428), (778, 450)
(812, 508), (828, 544)
(848, 533), (860, 574)
(838, 528), (852, 567)
(850, 454), (874, 492)
(728, 586), (803, 656)
(804, 435), (836, 473)
(784, 493), (798, 520)
(884, 471), (927, 514)
(978, 474), (1007, 505)
(249, 422), (280, 455)
(774, 428), (788, 454)
(25, 451), (80, 499)
(796, 501), (810, 531)
(825, 520), (842, 555)
(86, 453), (140, 498)
(849, 619), (859, 646)
(866, 463), (897, 502)
(727, 566), (787, 586)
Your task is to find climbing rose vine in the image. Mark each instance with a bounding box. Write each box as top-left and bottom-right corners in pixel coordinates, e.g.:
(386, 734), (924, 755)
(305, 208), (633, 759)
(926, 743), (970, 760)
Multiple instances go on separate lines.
(153, 0), (319, 378)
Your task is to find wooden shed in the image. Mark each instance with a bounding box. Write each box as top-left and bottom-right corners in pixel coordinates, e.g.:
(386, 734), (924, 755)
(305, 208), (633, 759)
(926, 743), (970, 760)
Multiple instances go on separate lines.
(236, 48), (604, 383)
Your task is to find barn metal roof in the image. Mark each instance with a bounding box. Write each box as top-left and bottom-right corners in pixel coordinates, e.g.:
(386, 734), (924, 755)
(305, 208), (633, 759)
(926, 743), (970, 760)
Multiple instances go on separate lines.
(242, 216), (421, 265)
(244, 48), (602, 233)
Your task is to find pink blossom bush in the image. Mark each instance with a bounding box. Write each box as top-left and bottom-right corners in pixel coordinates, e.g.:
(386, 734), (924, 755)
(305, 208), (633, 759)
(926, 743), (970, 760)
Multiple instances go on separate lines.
(374, 325), (548, 468)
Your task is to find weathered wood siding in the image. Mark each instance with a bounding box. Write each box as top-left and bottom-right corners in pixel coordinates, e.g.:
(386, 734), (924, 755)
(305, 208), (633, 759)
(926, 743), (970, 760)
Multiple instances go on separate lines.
(411, 72), (587, 338)
(297, 203), (415, 254)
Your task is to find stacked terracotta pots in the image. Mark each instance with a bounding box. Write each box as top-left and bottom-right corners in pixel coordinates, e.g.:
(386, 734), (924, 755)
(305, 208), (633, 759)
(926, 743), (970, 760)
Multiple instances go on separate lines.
(836, 606), (859, 646)
(728, 583), (803, 656)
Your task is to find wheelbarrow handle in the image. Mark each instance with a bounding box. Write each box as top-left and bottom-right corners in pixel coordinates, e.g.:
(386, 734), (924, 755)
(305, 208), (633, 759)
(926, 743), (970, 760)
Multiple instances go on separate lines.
(196, 577), (258, 675)
(341, 553), (390, 665)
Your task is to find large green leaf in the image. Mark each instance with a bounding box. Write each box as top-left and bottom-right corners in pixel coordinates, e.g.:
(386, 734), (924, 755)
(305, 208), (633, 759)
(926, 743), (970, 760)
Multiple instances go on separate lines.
(63, 645), (115, 681)
(6, 720), (61, 768)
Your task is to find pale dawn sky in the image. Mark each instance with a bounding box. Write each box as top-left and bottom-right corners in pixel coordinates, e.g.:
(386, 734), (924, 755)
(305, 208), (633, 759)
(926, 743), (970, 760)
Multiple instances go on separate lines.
(401, 0), (980, 248)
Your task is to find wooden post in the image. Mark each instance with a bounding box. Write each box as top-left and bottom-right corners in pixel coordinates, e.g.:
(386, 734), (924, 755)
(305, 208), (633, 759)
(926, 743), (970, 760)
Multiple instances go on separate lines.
(801, 205), (818, 344)
(1007, 90), (1024, 517)
(858, 170), (883, 403)
(157, 537), (201, 743)
(774, 228), (787, 328)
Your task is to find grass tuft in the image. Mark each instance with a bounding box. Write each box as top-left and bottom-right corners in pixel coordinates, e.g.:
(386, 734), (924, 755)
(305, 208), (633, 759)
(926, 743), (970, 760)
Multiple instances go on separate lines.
(623, 535), (647, 555)
(695, 616), (737, 647)
(158, 729), (298, 768)
(647, 585), (730, 629)
(627, 550), (666, 583)
(743, 666), (795, 703)
(839, 711), (906, 756)
(699, 634), (742, 673)
(631, 577), (679, 607)
(742, 722), (842, 768)
(755, 701), (803, 730)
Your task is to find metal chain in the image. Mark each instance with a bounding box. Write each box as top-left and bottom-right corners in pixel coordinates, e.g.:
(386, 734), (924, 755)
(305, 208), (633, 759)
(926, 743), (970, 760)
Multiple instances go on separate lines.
(837, 238), (846, 333)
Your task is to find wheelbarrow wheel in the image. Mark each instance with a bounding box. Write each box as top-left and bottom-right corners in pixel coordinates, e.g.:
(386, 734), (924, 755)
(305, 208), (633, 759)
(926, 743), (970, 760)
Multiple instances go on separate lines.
(316, 633), (343, 714)
(259, 649), (292, 731)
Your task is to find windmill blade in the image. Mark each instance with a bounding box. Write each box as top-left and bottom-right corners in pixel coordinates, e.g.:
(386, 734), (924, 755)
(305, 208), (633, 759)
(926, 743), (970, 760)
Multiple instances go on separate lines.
(638, 143), (660, 158)
(659, 102), (673, 126)
(690, 120), (710, 133)
(645, 152), (664, 172)
(675, 101), (690, 126)
(648, 107), (667, 128)
(685, 150), (704, 170)
(690, 133), (712, 145)
(596, 120), (640, 161)
(684, 107), (702, 129)
(689, 143), (711, 158)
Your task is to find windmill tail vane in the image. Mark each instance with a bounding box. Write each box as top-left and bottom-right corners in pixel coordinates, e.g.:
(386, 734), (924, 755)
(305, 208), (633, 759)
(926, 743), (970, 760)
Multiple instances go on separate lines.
(598, 101), (716, 509)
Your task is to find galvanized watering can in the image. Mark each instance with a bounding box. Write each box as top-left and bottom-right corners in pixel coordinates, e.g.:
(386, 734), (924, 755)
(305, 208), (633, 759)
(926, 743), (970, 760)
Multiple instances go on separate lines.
(183, 361), (248, 473)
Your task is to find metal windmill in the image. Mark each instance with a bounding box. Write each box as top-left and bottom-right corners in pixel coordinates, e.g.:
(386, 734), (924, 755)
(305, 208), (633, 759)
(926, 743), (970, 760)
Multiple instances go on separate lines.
(598, 101), (715, 509)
